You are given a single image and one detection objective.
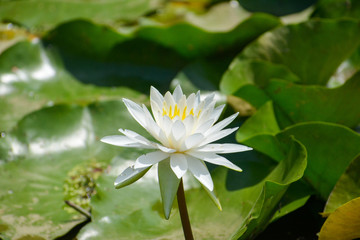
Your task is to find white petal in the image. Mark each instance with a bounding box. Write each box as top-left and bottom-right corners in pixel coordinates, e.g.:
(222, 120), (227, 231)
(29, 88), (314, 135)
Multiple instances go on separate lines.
(172, 85), (183, 102)
(178, 95), (187, 114)
(170, 154), (188, 178)
(209, 104), (225, 124)
(123, 98), (147, 129)
(101, 135), (155, 149)
(161, 115), (173, 136)
(195, 91), (201, 106)
(194, 119), (214, 133)
(205, 113), (239, 137)
(195, 143), (252, 153)
(203, 93), (216, 107)
(187, 152), (242, 172)
(156, 144), (176, 153)
(134, 151), (169, 169)
(201, 127), (238, 146)
(187, 155), (214, 191)
(150, 99), (162, 123)
(118, 129), (156, 148)
(141, 104), (163, 139)
(171, 120), (186, 142)
(186, 93), (196, 110)
(183, 115), (195, 135)
(114, 165), (150, 189)
(197, 107), (214, 126)
(181, 133), (205, 151)
(150, 86), (164, 108)
(164, 91), (175, 107)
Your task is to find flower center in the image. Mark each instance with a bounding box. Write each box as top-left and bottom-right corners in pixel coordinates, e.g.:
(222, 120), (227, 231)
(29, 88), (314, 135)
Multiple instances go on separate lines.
(162, 104), (200, 120)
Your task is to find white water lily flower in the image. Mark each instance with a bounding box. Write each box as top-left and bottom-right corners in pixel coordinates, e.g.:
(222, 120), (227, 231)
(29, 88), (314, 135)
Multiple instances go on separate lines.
(101, 86), (252, 193)
(102, 86), (252, 218)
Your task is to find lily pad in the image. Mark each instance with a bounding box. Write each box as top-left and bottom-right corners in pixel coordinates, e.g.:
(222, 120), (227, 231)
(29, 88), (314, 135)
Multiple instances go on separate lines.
(220, 59), (299, 108)
(0, 99), (150, 239)
(44, 7), (281, 59)
(78, 136), (307, 239)
(241, 122), (360, 200)
(237, 19), (360, 86)
(0, 0), (162, 32)
(137, 12), (281, 58)
(278, 122), (360, 199)
(236, 101), (360, 199)
(264, 71), (360, 128)
(319, 197), (360, 240)
(0, 40), (144, 132)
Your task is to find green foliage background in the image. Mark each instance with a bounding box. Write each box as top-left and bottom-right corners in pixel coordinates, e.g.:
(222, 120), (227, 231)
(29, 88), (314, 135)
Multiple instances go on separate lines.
(1, 0), (360, 239)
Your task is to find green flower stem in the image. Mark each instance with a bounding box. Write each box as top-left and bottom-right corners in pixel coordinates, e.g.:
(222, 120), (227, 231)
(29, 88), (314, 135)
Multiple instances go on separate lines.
(177, 179), (194, 240)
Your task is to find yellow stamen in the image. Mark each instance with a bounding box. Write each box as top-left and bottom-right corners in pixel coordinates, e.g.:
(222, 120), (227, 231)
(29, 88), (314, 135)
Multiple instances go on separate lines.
(182, 106), (187, 120)
(162, 103), (198, 120)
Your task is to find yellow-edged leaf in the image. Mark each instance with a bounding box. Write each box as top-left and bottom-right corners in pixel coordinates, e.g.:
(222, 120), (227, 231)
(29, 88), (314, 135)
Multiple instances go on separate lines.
(319, 197), (360, 240)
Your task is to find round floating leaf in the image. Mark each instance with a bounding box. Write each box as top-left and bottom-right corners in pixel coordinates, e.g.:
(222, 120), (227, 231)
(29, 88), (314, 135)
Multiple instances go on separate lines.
(137, 12), (281, 58)
(237, 103), (360, 199)
(0, 40), (143, 132)
(323, 154), (360, 215)
(44, 20), (188, 93)
(221, 59), (300, 93)
(0, 99), (150, 239)
(277, 122), (360, 199)
(236, 101), (284, 161)
(220, 59), (299, 108)
(265, 71), (360, 128)
(238, 19), (360, 85)
(0, 0), (162, 32)
(319, 197), (360, 240)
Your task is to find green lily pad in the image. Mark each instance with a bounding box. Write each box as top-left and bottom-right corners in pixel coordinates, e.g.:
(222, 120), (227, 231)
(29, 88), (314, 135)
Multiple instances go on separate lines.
(278, 122), (360, 199)
(236, 101), (284, 161)
(237, 19), (360, 86)
(270, 180), (314, 222)
(44, 7), (281, 59)
(0, 0), (162, 32)
(323, 154), (360, 215)
(78, 136), (307, 239)
(264, 71), (360, 128)
(0, 99), (150, 239)
(137, 12), (281, 58)
(222, 64), (360, 129)
(237, 99), (360, 199)
(44, 20), (188, 94)
(0, 40), (144, 132)
(220, 59), (299, 108)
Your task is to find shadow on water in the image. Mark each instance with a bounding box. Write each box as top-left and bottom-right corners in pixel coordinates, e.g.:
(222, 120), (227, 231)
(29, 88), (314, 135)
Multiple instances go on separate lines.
(224, 150), (277, 191)
(54, 218), (91, 240)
